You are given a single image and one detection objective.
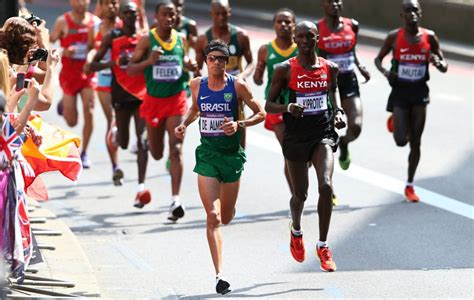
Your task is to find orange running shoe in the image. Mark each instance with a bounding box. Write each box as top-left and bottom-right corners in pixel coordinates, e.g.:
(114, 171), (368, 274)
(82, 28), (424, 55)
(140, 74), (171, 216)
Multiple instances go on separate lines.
(405, 186), (420, 202)
(387, 114), (394, 133)
(316, 247), (337, 272)
(290, 229), (305, 263)
(134, 190), (151, 208)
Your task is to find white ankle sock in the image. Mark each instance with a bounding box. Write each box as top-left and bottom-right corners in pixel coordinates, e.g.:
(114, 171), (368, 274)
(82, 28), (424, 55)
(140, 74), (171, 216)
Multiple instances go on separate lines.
(317, 241), (328, 248)
(291, 226), (303, 236)
(171, 195), (180, 204)
(137, 183), (145, 192)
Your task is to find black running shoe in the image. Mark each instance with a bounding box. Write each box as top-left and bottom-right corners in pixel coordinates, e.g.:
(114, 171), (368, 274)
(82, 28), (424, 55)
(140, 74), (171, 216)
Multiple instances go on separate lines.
(216, 278), (231, 295)
(167, 201), (185, 221)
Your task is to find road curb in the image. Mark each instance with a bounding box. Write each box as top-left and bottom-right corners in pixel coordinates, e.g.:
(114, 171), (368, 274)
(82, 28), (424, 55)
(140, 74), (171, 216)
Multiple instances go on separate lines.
(8, 200), (102, 298)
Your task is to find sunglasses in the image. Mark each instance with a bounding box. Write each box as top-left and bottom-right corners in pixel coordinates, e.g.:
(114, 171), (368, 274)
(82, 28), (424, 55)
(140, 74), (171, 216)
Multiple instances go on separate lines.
(206, 55), (228, 63)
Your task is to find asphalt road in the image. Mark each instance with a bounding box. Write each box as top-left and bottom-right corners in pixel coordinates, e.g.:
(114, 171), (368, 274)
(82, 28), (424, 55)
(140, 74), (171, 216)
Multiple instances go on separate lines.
(24, 1), (474, 298)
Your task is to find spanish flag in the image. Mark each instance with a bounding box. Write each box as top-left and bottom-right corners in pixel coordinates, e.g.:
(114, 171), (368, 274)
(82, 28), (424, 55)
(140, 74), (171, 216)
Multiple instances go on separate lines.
(21, 115), (82, 199)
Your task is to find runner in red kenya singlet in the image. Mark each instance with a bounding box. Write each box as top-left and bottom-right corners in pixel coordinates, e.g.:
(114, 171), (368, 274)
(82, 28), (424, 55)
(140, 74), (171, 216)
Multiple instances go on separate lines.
(374, 0), (447, 202)
(265, 21), (346, 272)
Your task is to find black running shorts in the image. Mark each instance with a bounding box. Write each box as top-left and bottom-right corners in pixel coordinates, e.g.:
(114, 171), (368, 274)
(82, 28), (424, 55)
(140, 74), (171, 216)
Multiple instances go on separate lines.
(338, 72), (360, 100)
(111, 77), (142, 111)
(386, 83), (430, 112)
(282, 127), (339, 162)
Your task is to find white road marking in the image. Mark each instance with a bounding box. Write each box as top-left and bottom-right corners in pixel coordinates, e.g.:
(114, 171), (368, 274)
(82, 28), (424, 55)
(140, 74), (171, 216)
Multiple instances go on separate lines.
(247, 130), (473, 220)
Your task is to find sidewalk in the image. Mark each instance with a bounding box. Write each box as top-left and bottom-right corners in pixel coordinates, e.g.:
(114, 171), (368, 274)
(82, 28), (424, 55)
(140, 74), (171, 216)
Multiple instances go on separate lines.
(179, 2), (474, 63)
(7, 199), (100, 298)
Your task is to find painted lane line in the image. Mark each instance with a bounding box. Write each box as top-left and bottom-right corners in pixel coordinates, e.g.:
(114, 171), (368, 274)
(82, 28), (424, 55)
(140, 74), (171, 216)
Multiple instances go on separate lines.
(247, 130), (473, 220)
(114, 243), (154, 272)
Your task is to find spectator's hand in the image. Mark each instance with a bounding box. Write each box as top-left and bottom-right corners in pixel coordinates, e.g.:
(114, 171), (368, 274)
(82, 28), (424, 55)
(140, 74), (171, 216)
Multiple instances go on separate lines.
(46, 48), (60, 69)
(34, 19), (50, 49)
(25, 124), (43, 147)
(26, 78), (40, 101)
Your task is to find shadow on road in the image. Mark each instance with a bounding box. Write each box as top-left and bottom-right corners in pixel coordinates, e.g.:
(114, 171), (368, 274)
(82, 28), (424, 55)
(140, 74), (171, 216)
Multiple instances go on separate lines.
(178, 281), (324, 299)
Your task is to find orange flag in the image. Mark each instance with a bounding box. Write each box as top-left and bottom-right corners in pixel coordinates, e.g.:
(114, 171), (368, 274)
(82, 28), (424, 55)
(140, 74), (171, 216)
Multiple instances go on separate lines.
(21, 115), (82, 196)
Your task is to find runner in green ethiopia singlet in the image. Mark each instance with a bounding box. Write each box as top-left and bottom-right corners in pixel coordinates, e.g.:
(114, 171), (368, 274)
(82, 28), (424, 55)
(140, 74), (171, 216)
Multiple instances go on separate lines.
(265, 40), (298, 104)
(145, 28), (187, 98)
(206, 25), (243, 76)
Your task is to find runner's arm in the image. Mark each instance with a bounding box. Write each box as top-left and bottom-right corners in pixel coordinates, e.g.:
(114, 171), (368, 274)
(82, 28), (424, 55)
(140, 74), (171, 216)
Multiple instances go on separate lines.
(428, 31), (448, 73)
(187, 19), (199, 49)
(127, 34), (156, 76)
(265, 62), (295, 114)
(253, 44), (267, 86)
(49, 16), (65, 43)
(236, 30), (254, 79)
(351, 19), (370, 82)
(374, 30), (397, 79)
(181, 35), (198, 73)
(328, 62), (345, 129)
(234, 78), (265, 127)
(175, 78), (201, 139)
(89, 32), (114, 72)
(194, 35), (207, 76)
(85, 25), (97, 63)
(137, 0), (149, 31)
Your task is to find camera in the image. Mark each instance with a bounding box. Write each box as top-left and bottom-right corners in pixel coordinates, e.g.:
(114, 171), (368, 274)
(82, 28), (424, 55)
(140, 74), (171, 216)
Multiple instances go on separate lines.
(24, 14), (42, 26)
(28, 48), (48, 63)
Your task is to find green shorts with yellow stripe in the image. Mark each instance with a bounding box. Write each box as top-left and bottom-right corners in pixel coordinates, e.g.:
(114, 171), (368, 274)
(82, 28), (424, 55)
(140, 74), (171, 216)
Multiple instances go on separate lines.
(193, 144), (246, 183)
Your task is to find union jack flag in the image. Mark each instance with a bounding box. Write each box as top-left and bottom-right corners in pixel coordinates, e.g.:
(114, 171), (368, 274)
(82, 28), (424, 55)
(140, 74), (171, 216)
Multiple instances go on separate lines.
(0, 114), (25, 163)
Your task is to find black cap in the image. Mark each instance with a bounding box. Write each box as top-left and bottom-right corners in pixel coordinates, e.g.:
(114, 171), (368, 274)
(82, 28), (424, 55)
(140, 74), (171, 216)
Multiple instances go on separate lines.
(204, 41), (230, 57)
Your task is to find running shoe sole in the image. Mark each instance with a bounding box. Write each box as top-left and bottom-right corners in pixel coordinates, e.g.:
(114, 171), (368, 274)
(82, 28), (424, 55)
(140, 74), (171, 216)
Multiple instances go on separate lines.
(134, 202), (145, 209)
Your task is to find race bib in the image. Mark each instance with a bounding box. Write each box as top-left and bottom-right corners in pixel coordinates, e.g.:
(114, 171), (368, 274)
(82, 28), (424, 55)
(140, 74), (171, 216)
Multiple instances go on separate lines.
(72, 42), (88, 60)
(398, 63), (426, 82)
(296, 92), (328, 116)
(200, 114), (233, 137)
(153, 61), (182, 82)
(328, 53), (355, 73)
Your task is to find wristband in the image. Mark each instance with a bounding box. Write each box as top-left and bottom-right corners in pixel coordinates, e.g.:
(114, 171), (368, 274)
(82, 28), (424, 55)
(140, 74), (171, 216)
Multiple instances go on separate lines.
(335, 107), (345, 115)
(287, 103), (292, 113)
